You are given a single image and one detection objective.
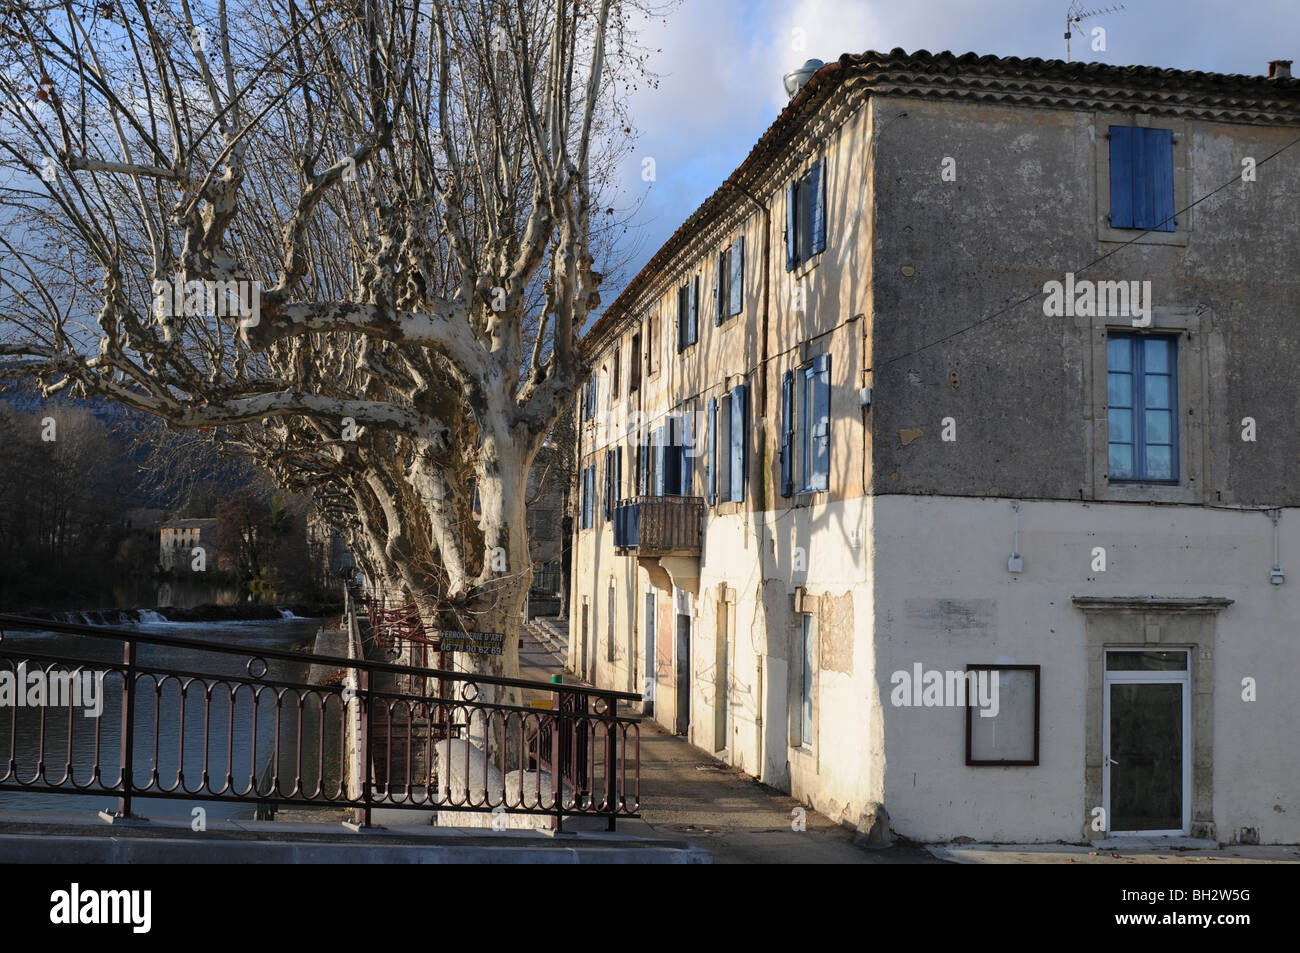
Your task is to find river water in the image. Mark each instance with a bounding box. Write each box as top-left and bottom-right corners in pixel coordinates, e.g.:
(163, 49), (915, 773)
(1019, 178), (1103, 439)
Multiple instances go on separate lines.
(0, 617), (339, 821)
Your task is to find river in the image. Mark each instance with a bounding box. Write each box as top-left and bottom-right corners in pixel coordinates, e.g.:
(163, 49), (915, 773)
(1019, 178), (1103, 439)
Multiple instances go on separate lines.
(0, 616), (339, 821)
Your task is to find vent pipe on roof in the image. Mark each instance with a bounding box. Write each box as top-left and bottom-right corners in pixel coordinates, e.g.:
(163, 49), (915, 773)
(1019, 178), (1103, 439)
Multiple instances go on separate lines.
(1268, 59), (1292, 79)
(783, 58), (825, 99)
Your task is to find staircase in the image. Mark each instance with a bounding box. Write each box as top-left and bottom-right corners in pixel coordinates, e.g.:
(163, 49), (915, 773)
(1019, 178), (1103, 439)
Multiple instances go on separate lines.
(525, 616), (569, 665)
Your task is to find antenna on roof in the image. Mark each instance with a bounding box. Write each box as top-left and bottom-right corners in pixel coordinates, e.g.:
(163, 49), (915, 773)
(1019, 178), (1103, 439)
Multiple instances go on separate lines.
(1064, 1), (1125, 63)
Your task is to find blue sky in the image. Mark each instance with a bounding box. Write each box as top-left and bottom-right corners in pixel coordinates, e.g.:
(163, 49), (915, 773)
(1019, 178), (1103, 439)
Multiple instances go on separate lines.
(601, 0), (1300, 309)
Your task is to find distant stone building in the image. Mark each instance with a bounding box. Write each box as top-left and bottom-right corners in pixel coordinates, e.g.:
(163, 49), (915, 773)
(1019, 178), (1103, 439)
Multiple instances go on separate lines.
(526, 472), (565, 616)
(306, 514), (350, 594)
(159, 518), (220, 572)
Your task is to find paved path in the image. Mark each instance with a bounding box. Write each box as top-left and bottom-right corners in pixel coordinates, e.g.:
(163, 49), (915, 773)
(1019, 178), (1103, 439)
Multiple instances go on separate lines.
(931, 843), (1300, 864)
(517, 623), (939, 864)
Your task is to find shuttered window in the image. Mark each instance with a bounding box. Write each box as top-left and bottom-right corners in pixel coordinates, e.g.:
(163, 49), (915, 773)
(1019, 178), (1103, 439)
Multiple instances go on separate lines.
(580, 465), (595, 529)
(677, 278), (698, 351)
(729, 383), (747, 503)
(785, 158), (827, 270)
(706, 397), (717, 505)
(717, 236), (745, 323)
(779, 370), (795, 497)
(729, 236), (744, 316)
(679, 411), (694, 496)
(603, 450), (614, 522)
(801, 355), (830, 492)
(1109, 126), (1175, 232)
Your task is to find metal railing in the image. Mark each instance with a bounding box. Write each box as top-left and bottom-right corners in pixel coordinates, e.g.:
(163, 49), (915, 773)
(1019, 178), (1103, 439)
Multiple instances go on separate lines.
(614, 495), (704, 554)
(0, 610), (640, 831)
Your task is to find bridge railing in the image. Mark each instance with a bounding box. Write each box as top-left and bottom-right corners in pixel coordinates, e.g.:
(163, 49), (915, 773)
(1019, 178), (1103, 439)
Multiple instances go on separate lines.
(0, 611), (640, 832)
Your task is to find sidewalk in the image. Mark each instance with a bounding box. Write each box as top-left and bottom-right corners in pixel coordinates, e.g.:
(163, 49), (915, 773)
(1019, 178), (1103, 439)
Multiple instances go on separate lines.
(517, 623), (939, 864)
(930, 842), (1300, 864)
(518, 623), (1300, 865)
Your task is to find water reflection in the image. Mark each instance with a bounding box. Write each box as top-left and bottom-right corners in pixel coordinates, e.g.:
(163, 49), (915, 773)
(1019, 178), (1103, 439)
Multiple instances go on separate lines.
(0, 619), (341, 821)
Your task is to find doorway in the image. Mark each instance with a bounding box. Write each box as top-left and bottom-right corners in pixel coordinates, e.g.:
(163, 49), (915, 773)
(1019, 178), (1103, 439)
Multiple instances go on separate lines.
(1103, 648), (1190, 835)
(674, 589), (691, 735)
(580, 603), (589, 682)
(643, 592), (657, 716)
(714, 598), (729, 751)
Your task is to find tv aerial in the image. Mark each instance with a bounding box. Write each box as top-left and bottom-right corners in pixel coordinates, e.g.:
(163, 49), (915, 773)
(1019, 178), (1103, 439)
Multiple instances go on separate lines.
(1064, 2), (1125, 62)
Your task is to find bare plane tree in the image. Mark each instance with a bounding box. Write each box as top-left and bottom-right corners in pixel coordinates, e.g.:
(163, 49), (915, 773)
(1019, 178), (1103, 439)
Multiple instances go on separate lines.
(0, 0), (660, 689)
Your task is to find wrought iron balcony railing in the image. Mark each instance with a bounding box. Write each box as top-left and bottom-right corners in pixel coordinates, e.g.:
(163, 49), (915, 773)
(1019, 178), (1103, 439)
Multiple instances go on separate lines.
(613, 495), (703, 556)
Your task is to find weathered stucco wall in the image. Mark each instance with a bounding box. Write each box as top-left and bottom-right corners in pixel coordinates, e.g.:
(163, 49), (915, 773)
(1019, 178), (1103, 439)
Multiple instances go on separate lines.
(872, 494), (1300, 844)
(869, 95), (1300, 505)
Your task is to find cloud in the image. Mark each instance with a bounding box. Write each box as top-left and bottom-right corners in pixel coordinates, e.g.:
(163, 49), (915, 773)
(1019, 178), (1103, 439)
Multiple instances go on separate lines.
(596, 0), (1300, 316)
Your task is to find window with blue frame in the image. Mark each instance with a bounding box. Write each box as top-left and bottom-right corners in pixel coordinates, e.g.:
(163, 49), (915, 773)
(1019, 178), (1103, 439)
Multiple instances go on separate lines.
(728, 384), (746, 503)
(676, 278), (698, 351)
(1109, 126), (1175, 232)
(786, 159), (826, 270)
(715, 236), (744, 324)
(580, 464), (596, 529)
(1107, 334), (1177, 482)
(708, 386), (746, 504)
(800, 355), (830, 492)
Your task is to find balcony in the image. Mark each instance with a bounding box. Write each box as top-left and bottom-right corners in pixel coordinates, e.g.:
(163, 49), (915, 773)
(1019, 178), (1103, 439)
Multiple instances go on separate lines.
(613, 495), (703, 557)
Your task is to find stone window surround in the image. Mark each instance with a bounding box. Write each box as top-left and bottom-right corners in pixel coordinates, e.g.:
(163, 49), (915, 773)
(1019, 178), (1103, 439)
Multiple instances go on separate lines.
(1079, 304), (1217, 505)
(1094, 112), (1190, 247)
(788, 590), (819, 774)
(1074, 595), (1231, 842)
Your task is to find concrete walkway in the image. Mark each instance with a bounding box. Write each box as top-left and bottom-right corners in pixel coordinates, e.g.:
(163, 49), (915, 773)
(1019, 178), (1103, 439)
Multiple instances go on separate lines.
(517, 623), (939, 864)
(0, 812), (707, 863)
(930, 842), (1300, 864)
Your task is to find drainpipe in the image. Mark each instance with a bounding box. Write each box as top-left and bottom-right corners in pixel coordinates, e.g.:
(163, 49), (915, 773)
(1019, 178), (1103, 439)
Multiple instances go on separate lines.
(723, 180), (771, 779)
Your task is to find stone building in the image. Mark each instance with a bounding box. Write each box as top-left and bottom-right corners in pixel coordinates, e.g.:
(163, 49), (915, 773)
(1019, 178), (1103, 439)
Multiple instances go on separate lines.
(159, 518), (221, 573)
(569, 50), (1300, 844)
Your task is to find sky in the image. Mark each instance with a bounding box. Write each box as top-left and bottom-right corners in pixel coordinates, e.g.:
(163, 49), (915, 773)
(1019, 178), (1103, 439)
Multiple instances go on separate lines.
(599, 0), (1300, 312)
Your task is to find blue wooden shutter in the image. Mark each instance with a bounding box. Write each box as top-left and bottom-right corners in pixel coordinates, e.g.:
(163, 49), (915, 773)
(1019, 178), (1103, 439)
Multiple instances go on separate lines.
(689, 277), (698, 345)
(681, 286), (691, 353)
(638, 442), (648, 495)
(715, 252), (726, 325)
(785, 181), (797, 271)
(679, 413), (694, 495)
(616, 446), (623, 503)
(1140, 128), (1175, 231)
(706, 397), (717, 505)
(585, 465), (595, 527)
(604, 451), (613, 521)
(811, 355), (830, 490)
(729, 384), (747, 503)
(780, 370), (794, 497)
(811, 159), (826, 254)
(1109, 127), (1175, 231)
(653, 425), (666, 496)
(1108, 126), (1135, 229)
(729, 236), (744, 315)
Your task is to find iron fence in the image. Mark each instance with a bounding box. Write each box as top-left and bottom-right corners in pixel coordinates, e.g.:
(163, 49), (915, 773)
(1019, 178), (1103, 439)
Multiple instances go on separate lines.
(0, 610), (640, 831)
